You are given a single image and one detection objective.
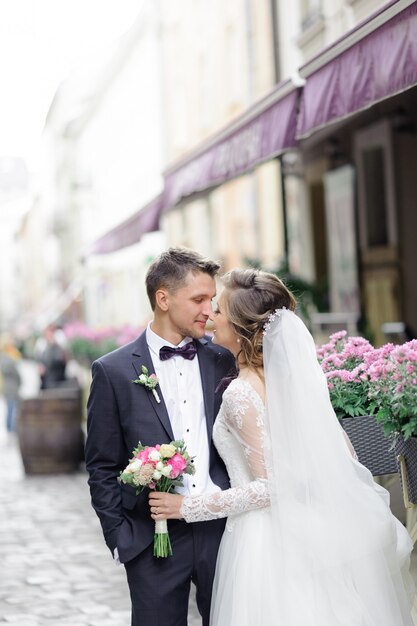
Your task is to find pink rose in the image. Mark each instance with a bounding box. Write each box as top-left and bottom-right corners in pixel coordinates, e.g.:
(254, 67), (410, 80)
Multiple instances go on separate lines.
(138, 447), (158, 465)
(169, 453), (187, 479)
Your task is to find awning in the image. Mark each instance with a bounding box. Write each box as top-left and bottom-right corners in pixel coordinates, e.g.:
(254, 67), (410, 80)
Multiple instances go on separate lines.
(18, 279), (84, 332)
(162, 79), (299, 210)
(297, 0), (417, 139)
(86, 194), (163, 255)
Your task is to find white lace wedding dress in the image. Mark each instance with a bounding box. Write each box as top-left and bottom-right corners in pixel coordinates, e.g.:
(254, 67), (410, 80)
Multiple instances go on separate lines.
(180, 377), (415, 626)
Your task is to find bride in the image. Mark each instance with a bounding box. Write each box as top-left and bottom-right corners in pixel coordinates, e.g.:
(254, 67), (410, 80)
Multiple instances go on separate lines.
(149, 268), (414, 625)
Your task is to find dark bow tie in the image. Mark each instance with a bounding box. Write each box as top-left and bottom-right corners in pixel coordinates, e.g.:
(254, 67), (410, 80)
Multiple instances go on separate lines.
(159, 342), (197, 361)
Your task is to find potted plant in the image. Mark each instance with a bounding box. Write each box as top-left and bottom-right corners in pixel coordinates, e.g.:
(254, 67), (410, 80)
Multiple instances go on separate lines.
(317, 331), (374, 418)
(366, 341), (417, 440)
(63, 322), (143, 366)
(317, 332), (417, 504)
(367, 340), (417, 505)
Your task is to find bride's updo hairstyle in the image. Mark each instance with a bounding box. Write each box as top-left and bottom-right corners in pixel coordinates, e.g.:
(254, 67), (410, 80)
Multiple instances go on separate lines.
(221, 269), (296, 369)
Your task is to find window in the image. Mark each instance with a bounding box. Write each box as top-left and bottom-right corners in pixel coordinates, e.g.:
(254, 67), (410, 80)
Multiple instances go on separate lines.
(362, 148), (388, 247)
(300, 0), (323, 32)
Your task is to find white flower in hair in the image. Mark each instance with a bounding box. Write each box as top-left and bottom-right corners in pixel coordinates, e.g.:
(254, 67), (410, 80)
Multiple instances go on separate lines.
(262, 307), (286, 336)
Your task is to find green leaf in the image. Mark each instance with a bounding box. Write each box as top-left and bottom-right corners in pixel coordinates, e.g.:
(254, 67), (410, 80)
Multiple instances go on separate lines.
(170, 479), (184, 488)
(403, 423), (415, 439)
(383, 422), (398, 435)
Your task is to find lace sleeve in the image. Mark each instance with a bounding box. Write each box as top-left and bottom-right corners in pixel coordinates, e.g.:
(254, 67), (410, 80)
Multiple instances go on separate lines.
(180, 382), (269, 523)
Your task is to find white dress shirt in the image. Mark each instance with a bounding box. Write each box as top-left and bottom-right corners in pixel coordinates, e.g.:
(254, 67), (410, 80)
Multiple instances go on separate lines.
(146, 322), (220, 497)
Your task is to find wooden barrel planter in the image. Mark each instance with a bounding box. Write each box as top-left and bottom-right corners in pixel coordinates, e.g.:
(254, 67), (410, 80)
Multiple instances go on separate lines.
(17, 386), (84, 475)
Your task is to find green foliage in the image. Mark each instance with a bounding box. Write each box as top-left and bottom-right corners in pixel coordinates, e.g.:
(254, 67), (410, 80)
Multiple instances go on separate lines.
(329, 380), (372, 418)
(63, 322), (142, 365)
(67, 336), (118, 363)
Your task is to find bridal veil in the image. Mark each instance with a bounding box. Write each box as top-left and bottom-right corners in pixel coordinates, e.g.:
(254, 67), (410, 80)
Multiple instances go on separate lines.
(262, 309), (414, 625)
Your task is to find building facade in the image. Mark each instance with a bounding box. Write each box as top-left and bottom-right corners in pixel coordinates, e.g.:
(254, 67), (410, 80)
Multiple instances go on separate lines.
(16, 2), (166, 332)
(12, 0), (417, 345)
(159, 0), (285, 271)
(277, 0), (417, 343)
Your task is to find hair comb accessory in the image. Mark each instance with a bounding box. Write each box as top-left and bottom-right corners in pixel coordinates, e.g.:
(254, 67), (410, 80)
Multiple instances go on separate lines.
(262, 306), (286, 336)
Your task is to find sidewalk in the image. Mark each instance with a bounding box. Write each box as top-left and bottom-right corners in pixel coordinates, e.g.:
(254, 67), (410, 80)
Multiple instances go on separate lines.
(0, 420), (200, 625)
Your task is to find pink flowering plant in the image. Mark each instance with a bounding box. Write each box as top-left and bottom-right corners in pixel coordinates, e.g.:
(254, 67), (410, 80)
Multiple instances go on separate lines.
(119, 440), (195, 557)
(317, 332), (417, 440)
(317, 331), (375, 418)
(367, 340), (417, 440)
(63, 322), (143, 364)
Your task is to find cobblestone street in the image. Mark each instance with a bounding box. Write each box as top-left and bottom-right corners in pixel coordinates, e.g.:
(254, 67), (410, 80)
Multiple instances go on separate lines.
(0, 400), (200, 625)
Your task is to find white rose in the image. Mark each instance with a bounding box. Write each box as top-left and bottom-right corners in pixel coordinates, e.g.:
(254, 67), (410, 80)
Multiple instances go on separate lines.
(139, 374), (147, 382)
(153, 470), (162, 480)
(129, 459), (142, 472)
(161, 465), (172, 477)
(156, 461), (164, 471)
(149, 450), (161, 462)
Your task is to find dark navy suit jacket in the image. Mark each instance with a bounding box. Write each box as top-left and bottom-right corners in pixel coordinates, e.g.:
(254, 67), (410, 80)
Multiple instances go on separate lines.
(85, 330), (235, 563)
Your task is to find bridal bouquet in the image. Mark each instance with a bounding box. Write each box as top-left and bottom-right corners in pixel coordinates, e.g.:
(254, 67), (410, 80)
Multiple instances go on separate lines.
(119, 440), (195, 557)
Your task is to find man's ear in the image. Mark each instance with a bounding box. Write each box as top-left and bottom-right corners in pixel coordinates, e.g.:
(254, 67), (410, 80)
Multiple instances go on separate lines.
(155, 288), (169, 312)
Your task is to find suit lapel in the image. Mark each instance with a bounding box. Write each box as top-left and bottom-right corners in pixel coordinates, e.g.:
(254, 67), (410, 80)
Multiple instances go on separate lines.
(131, 333), (175, 441)
(196, 338), (216, 439)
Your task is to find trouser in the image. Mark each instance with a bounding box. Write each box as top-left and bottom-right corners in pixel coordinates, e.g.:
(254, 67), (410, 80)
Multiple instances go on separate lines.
(124, 518), (225, 626)
(6, 399), (16, 432)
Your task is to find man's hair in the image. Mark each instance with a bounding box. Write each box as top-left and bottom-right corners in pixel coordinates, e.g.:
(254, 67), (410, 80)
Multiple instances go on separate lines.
(145, 247), (220, 310)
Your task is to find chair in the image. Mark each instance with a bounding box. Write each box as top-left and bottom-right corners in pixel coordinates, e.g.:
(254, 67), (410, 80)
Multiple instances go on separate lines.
(310, 312), (360, 345)
(381, 321), (408, 344)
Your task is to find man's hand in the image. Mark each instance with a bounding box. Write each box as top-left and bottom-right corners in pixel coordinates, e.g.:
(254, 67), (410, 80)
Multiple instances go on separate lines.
(149, 492), (185, 520)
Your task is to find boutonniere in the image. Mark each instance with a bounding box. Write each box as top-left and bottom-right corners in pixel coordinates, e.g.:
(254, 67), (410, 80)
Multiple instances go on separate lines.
(133, 365), (161, 403)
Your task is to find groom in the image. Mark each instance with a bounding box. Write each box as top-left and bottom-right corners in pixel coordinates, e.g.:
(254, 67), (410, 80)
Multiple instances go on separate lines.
(85, 247), (235, 626)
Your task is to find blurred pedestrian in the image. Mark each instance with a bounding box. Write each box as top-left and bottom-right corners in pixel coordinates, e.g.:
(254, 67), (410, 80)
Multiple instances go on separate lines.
(0, 336), (22, 432)
(37, 324), (68, 389)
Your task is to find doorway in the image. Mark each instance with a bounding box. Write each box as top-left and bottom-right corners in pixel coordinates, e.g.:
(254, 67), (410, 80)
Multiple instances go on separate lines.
(354, 119), (402, 345)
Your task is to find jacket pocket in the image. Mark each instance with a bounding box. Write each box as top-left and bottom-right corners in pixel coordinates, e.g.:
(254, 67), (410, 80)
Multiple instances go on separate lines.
(120, 484), (139, 510)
